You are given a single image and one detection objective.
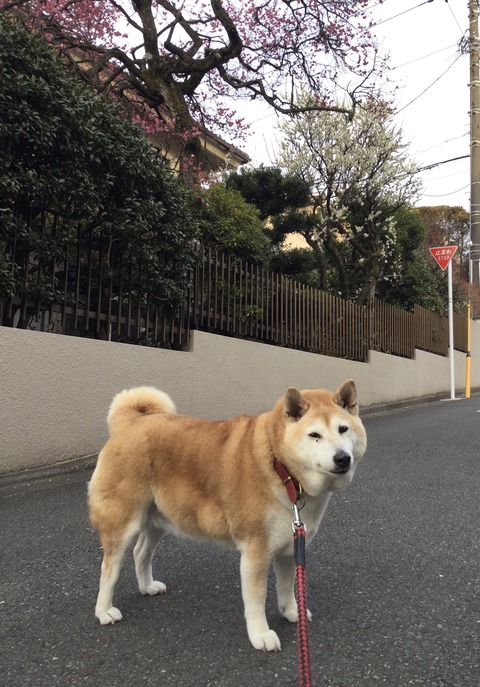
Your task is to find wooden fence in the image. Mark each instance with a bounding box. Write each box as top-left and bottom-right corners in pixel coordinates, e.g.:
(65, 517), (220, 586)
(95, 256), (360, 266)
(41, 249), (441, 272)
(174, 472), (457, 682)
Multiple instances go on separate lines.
(0, 233), (469, 362)
(192, 248), (467, 361)
(192, 250), (369, 360)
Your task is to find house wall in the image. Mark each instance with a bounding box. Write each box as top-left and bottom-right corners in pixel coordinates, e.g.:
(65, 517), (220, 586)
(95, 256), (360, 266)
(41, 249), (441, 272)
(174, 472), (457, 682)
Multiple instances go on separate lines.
(1, 324), (479, 474)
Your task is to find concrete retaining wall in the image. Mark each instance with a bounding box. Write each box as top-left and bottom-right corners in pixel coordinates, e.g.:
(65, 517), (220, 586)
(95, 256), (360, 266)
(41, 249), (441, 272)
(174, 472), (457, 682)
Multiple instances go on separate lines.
(1, 324), (479, 473)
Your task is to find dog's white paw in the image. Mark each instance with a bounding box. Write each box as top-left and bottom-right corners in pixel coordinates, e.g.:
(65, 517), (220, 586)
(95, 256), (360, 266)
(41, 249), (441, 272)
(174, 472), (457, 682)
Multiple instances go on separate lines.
(140, 581), (167, 596)
(280, 604), (312, 623)
(96, 607), (123, 625)
(250, 630), (282, 652)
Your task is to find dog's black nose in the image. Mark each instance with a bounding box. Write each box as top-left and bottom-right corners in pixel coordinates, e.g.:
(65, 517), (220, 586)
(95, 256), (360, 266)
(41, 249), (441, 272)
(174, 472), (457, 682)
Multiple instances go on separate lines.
(333, 451), (351, 472)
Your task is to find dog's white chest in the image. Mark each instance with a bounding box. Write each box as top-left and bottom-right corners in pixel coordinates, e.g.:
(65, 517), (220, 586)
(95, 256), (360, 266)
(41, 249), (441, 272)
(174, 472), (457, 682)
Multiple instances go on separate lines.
(267, 492), (332, 555)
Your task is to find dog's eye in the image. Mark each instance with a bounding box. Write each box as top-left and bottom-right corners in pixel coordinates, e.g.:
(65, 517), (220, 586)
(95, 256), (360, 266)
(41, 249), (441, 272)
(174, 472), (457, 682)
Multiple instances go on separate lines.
(338, 425), (348, 434)
(309, 432), (322, 440)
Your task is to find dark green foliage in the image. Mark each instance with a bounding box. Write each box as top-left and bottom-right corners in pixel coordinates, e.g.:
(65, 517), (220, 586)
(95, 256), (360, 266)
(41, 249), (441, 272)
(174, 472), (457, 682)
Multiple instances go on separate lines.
(390, 207), (426, 263)
(0, 15), (198, 320)
(223, 168), (320, 278)
(271, 209), (320, 246)
(379, 252), (446, 313)
(377, 208), (445, 313)
(195, 184), (270, 262)
(225, 165), (310, 220)
(269, 247), (320, 287)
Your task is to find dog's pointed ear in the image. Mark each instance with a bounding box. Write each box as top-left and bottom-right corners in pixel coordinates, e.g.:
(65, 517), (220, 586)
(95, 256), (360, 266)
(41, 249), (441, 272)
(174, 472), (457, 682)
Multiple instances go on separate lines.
(284, 387), (309, 423)
(334, 379), (358, 415)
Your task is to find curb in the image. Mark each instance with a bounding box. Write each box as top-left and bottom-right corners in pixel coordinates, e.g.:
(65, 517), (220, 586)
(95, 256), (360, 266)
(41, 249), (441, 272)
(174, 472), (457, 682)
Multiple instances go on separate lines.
(361, 388), (480, 418)
(0, 453), (98, 488)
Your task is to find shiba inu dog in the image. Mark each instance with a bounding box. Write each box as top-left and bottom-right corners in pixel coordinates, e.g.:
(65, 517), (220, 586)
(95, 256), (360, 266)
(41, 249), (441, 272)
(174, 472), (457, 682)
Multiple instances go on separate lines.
(88, 380), (366, 651)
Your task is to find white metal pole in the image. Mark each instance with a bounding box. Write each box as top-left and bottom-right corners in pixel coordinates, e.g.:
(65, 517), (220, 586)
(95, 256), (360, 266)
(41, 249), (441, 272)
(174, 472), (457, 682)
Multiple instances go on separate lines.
(448, 259), (455, 399)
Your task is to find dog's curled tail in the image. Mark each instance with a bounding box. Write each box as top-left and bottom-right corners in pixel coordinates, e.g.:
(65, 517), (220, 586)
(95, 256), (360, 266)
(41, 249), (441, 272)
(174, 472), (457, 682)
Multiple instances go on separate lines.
(107, 386), (176, 431)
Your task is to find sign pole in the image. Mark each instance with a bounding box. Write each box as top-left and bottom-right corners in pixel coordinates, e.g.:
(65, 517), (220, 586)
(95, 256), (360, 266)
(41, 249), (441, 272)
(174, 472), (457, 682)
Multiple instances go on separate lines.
(466, 301), (471, 398)
(429, 246), (458, 399)
(447, 259), (455, 400)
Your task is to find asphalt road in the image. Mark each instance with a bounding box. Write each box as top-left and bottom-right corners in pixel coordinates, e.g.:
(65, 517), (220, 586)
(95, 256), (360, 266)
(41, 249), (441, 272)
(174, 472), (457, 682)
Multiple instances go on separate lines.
(1, 396), (479, 687)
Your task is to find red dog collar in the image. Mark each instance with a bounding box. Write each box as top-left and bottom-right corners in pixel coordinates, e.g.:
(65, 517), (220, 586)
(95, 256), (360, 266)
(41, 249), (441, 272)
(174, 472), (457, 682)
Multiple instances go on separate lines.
(274, 458), (302, 504)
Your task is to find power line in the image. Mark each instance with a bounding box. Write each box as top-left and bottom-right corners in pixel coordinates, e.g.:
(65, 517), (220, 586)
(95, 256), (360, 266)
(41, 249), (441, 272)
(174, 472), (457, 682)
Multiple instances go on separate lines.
(419, 155), (469, 172)
(372, 0), (435, 28)
(396, 53), (463, 113)
(426, 167), (470, 181)
(415, 131), (469, 155)
(446, 0), (465, 33)
(392, 43), (458, 70)
(422, 183), (469, 197)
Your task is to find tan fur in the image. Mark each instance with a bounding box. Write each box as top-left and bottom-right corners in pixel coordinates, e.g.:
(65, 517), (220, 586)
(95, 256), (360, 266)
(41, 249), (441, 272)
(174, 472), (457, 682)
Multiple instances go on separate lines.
(88, 380), (367, 651)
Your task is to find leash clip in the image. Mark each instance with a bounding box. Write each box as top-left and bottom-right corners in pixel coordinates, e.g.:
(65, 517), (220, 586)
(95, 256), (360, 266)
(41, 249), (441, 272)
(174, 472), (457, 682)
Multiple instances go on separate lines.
(292, 495), (306, 532)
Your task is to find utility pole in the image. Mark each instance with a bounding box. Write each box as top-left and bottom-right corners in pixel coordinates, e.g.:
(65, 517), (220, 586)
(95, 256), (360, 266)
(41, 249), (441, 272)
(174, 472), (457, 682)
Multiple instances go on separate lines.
(470, 0), (480, 288)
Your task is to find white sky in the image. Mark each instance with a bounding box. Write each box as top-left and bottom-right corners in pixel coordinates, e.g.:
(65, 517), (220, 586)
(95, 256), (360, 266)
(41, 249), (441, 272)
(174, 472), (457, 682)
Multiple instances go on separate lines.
(239, 0), (471, 211)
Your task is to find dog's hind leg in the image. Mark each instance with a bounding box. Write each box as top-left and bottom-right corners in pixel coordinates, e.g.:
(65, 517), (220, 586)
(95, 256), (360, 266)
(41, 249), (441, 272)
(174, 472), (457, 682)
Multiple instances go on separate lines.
(90, 485), (149, 625)
(94, 518), (142, 625)
(134, 507), (167, 596)
(273, 552), (312, 623)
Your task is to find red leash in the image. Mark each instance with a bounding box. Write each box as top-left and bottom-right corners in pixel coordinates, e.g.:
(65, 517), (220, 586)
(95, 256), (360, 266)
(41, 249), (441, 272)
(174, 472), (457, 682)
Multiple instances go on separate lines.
(293, 504), (312, 687)
(274, 460), (313, 687)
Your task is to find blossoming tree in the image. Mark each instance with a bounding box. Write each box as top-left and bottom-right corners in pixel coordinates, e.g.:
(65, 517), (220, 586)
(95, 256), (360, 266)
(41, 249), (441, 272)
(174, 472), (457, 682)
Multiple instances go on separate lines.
(276, 99), (421, 303)
(0, 0), (386, 155)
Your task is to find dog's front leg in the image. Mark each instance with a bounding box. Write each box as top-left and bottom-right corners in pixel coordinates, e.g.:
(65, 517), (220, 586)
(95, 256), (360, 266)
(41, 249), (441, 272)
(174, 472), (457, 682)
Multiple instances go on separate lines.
(273, 552), (312, 623)
(240, 543), (281, 652)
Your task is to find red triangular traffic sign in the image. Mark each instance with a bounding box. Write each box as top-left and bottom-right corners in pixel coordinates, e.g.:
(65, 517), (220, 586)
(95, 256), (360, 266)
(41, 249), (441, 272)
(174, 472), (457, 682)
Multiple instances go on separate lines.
(429, 245), (458, 271)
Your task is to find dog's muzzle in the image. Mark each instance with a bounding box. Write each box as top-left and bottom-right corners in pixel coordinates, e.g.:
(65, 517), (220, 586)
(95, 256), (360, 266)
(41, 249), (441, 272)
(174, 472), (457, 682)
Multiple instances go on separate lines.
(332, 450), (352, 474)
